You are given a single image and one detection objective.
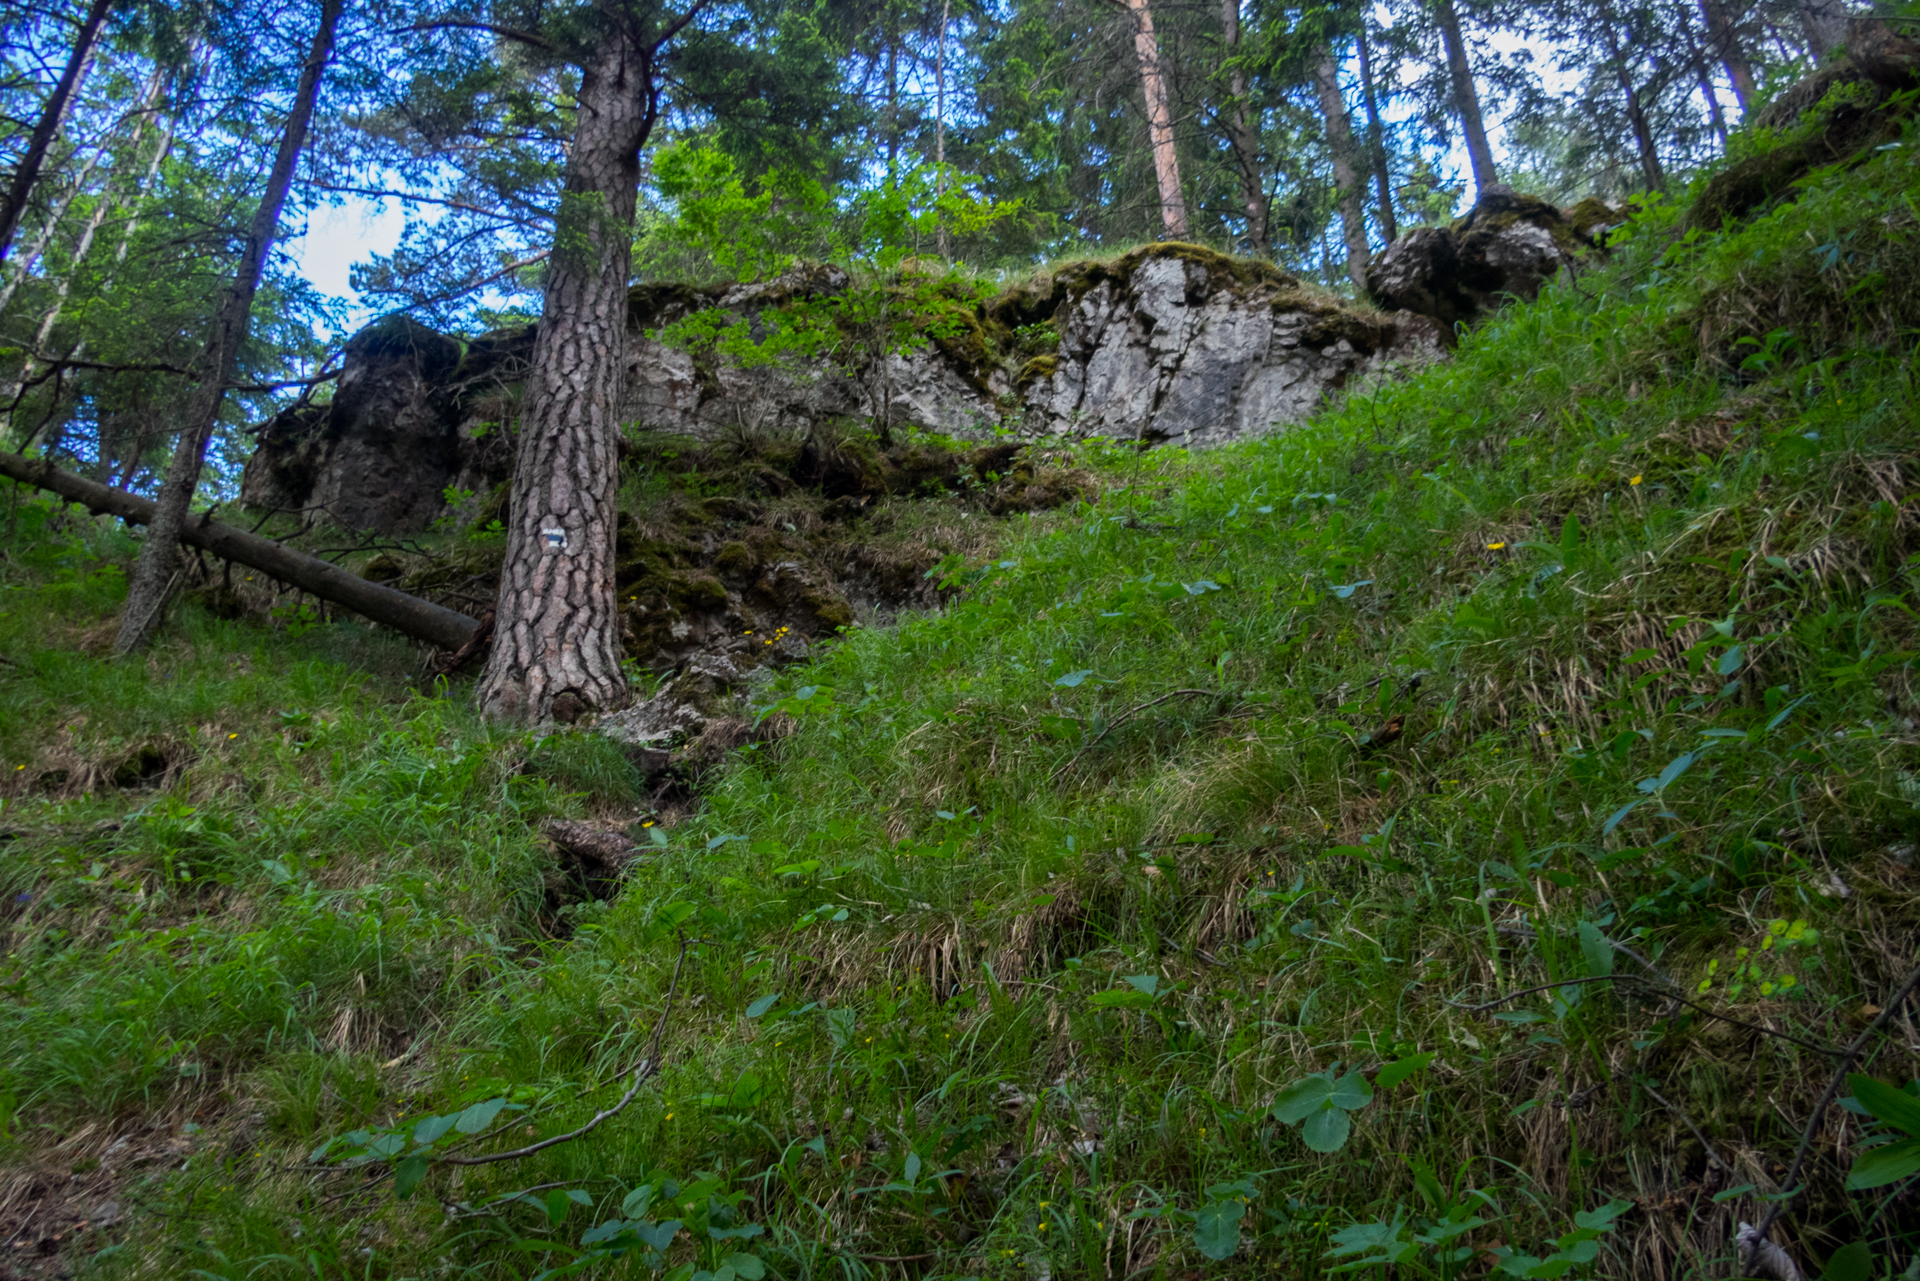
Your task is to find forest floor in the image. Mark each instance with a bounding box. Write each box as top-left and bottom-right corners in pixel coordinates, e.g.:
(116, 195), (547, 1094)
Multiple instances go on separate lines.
(3, 95), (1920, 1281)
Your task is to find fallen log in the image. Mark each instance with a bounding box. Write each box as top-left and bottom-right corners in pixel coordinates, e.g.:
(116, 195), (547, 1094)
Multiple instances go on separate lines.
(0, 450), (482, 650)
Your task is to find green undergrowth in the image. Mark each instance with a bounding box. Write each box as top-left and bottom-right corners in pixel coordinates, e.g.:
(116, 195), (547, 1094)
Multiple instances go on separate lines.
(3, 113), (1920, 1281)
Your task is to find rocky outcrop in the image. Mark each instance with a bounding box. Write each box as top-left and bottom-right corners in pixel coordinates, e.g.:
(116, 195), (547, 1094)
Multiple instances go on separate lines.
(1366, 190), (1616, 332)
(1015, 246), (1446, 447)
(241, 316), (521, 532)
(1687, 21), (1920, 230)
(246, 244), (1444, 534)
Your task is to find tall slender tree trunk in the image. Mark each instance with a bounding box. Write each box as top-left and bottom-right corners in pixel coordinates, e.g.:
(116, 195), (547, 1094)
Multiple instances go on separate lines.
(935, 0), (950, 257)
(1219, 0), (1270, 254)
(886, 2), (899, 180)
(1796, 0), (1849, 63)
(1599, 11), (1667, 191)
(1433, 0), (1497, 196)
(1697, 0), (1756, 107)
(1355, 26), (1398, 244)
(1313, 47), (1371, 291)
(474, 26), (659, 724)
(114, 0), (340, 654)
(0, 0), (113, 266)
(1118, 0), (1188, 238)
(1694, 48), (1730, 144)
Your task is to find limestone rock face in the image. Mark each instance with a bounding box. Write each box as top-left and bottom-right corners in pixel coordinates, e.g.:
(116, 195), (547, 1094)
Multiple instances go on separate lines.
(1022, 249), (1443, 448)
(245, 244), (1445, 534)
(1367, 191), (1608, 331)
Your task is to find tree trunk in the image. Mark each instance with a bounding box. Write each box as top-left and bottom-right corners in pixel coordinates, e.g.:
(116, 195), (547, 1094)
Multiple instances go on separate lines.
(1797, 0), (1850, 63)
(115, 0), (340, 654)
(1219, 0), (1270, 254)
(1600, 11), (1667, 191)
(1697, 0), (1757, 107)
(1433, 0), (1498, 196)
(1119, 0), (1189, 238)
(1313, 47), (1371, 291)
(1694, 47), (1730, 144)
(935, 0), (950, 257)
(1355, 26), (1398, 244)
(0, 450), (481, 649)
(474, 25), (652, 725)
(0, 0), (113, 266)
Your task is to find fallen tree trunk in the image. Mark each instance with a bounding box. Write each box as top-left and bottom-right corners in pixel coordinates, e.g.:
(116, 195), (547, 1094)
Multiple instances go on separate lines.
(0, 450), (482, 650)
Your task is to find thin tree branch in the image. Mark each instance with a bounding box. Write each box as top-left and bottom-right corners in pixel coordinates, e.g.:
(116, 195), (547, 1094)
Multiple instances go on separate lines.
(1748, 959), (1920, 1245)
(438, 931), (690, 1167)
(1450, 973), (1844, 1055)
(1048, 689), (1222, 784)
(401, 17), (557, 52)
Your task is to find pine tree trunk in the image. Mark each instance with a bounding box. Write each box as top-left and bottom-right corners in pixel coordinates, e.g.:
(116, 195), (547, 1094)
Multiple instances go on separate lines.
(0, 0), (112, 265)
(1313, 48), (1371, 291)
(1220, 0), (1270, 254)
(935, 0), (950, 257)
(1797, 0), (1849, 63)
(1355, 27), (1399, 244)
(474, 26), (651, 725)
(1434, 0), (1498, 196)
(1697, 0), (1757, 107)
(1600, 10), (1668, 191)
(1120, 0), (1189, 238)
(115, 0), (340, 655)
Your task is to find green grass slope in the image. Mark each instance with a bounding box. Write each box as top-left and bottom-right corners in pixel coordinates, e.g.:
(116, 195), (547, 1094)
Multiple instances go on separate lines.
(3, 112), (1920, 1281)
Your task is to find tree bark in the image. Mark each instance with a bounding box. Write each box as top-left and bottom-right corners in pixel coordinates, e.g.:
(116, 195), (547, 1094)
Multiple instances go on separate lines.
(1219, 0), (1270, 254)
(0, 450), (481, 649)
(474, 17), (664, 725)
(1313, 47), (1371, 291)
(0, 0), (113, 266)
(1694, 46), (1730, 144)
(1433, 0), (1498, 196)
(1797, 0), (1850, 63)
(1697, 0), (1757, 107)
(1118, 0), (1189, 238)
(1355, 26), (1399, 244)
(935, 0), (949, 257)
(114, 0), (340, 655)
(1599, 9), (1667, 192)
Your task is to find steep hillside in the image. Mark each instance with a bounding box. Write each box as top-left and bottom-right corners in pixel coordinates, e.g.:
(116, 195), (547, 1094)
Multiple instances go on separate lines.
(3, 97), (1920, 1281)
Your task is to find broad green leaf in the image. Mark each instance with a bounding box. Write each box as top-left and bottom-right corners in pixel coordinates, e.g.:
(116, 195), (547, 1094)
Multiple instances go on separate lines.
(1602, 799), (1648, 835)
(393, 1154), (430, 1199)
(580, 1219), (633, 1246)
(1572, 1198), (1633, 1230)
(1123, 973), (1160, 996)
(744, 993), (779, 1018)
(1195, 1199), (1245, 1260)
(453, 1097), (507, 1134)
(1846, 1137), (1920, 1189)
(1577, 921), (1615, 979)
(1089, 989), (1153, 1009)
(413, 1113), (456, 1146)
(546, 1189), (572, 1226)
(1849, 1075), (1920, 1137)
(1823, 1241), (1874, 1281)
(1328, 1068), (1374, 1110)
(1301, 1105), (1352, 1152)
(1375, 1052), (1435, 1089)
(1636, 751), (1696, 793)
(1054, 669), (1094, 687)
(640, 1219), (683, 1251)
(1272, 1074), (1336, 1124)
(904, 1150), (921, 1183)
(1718, 645), (1746, 676)
(723, 1255), (767, 1281)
